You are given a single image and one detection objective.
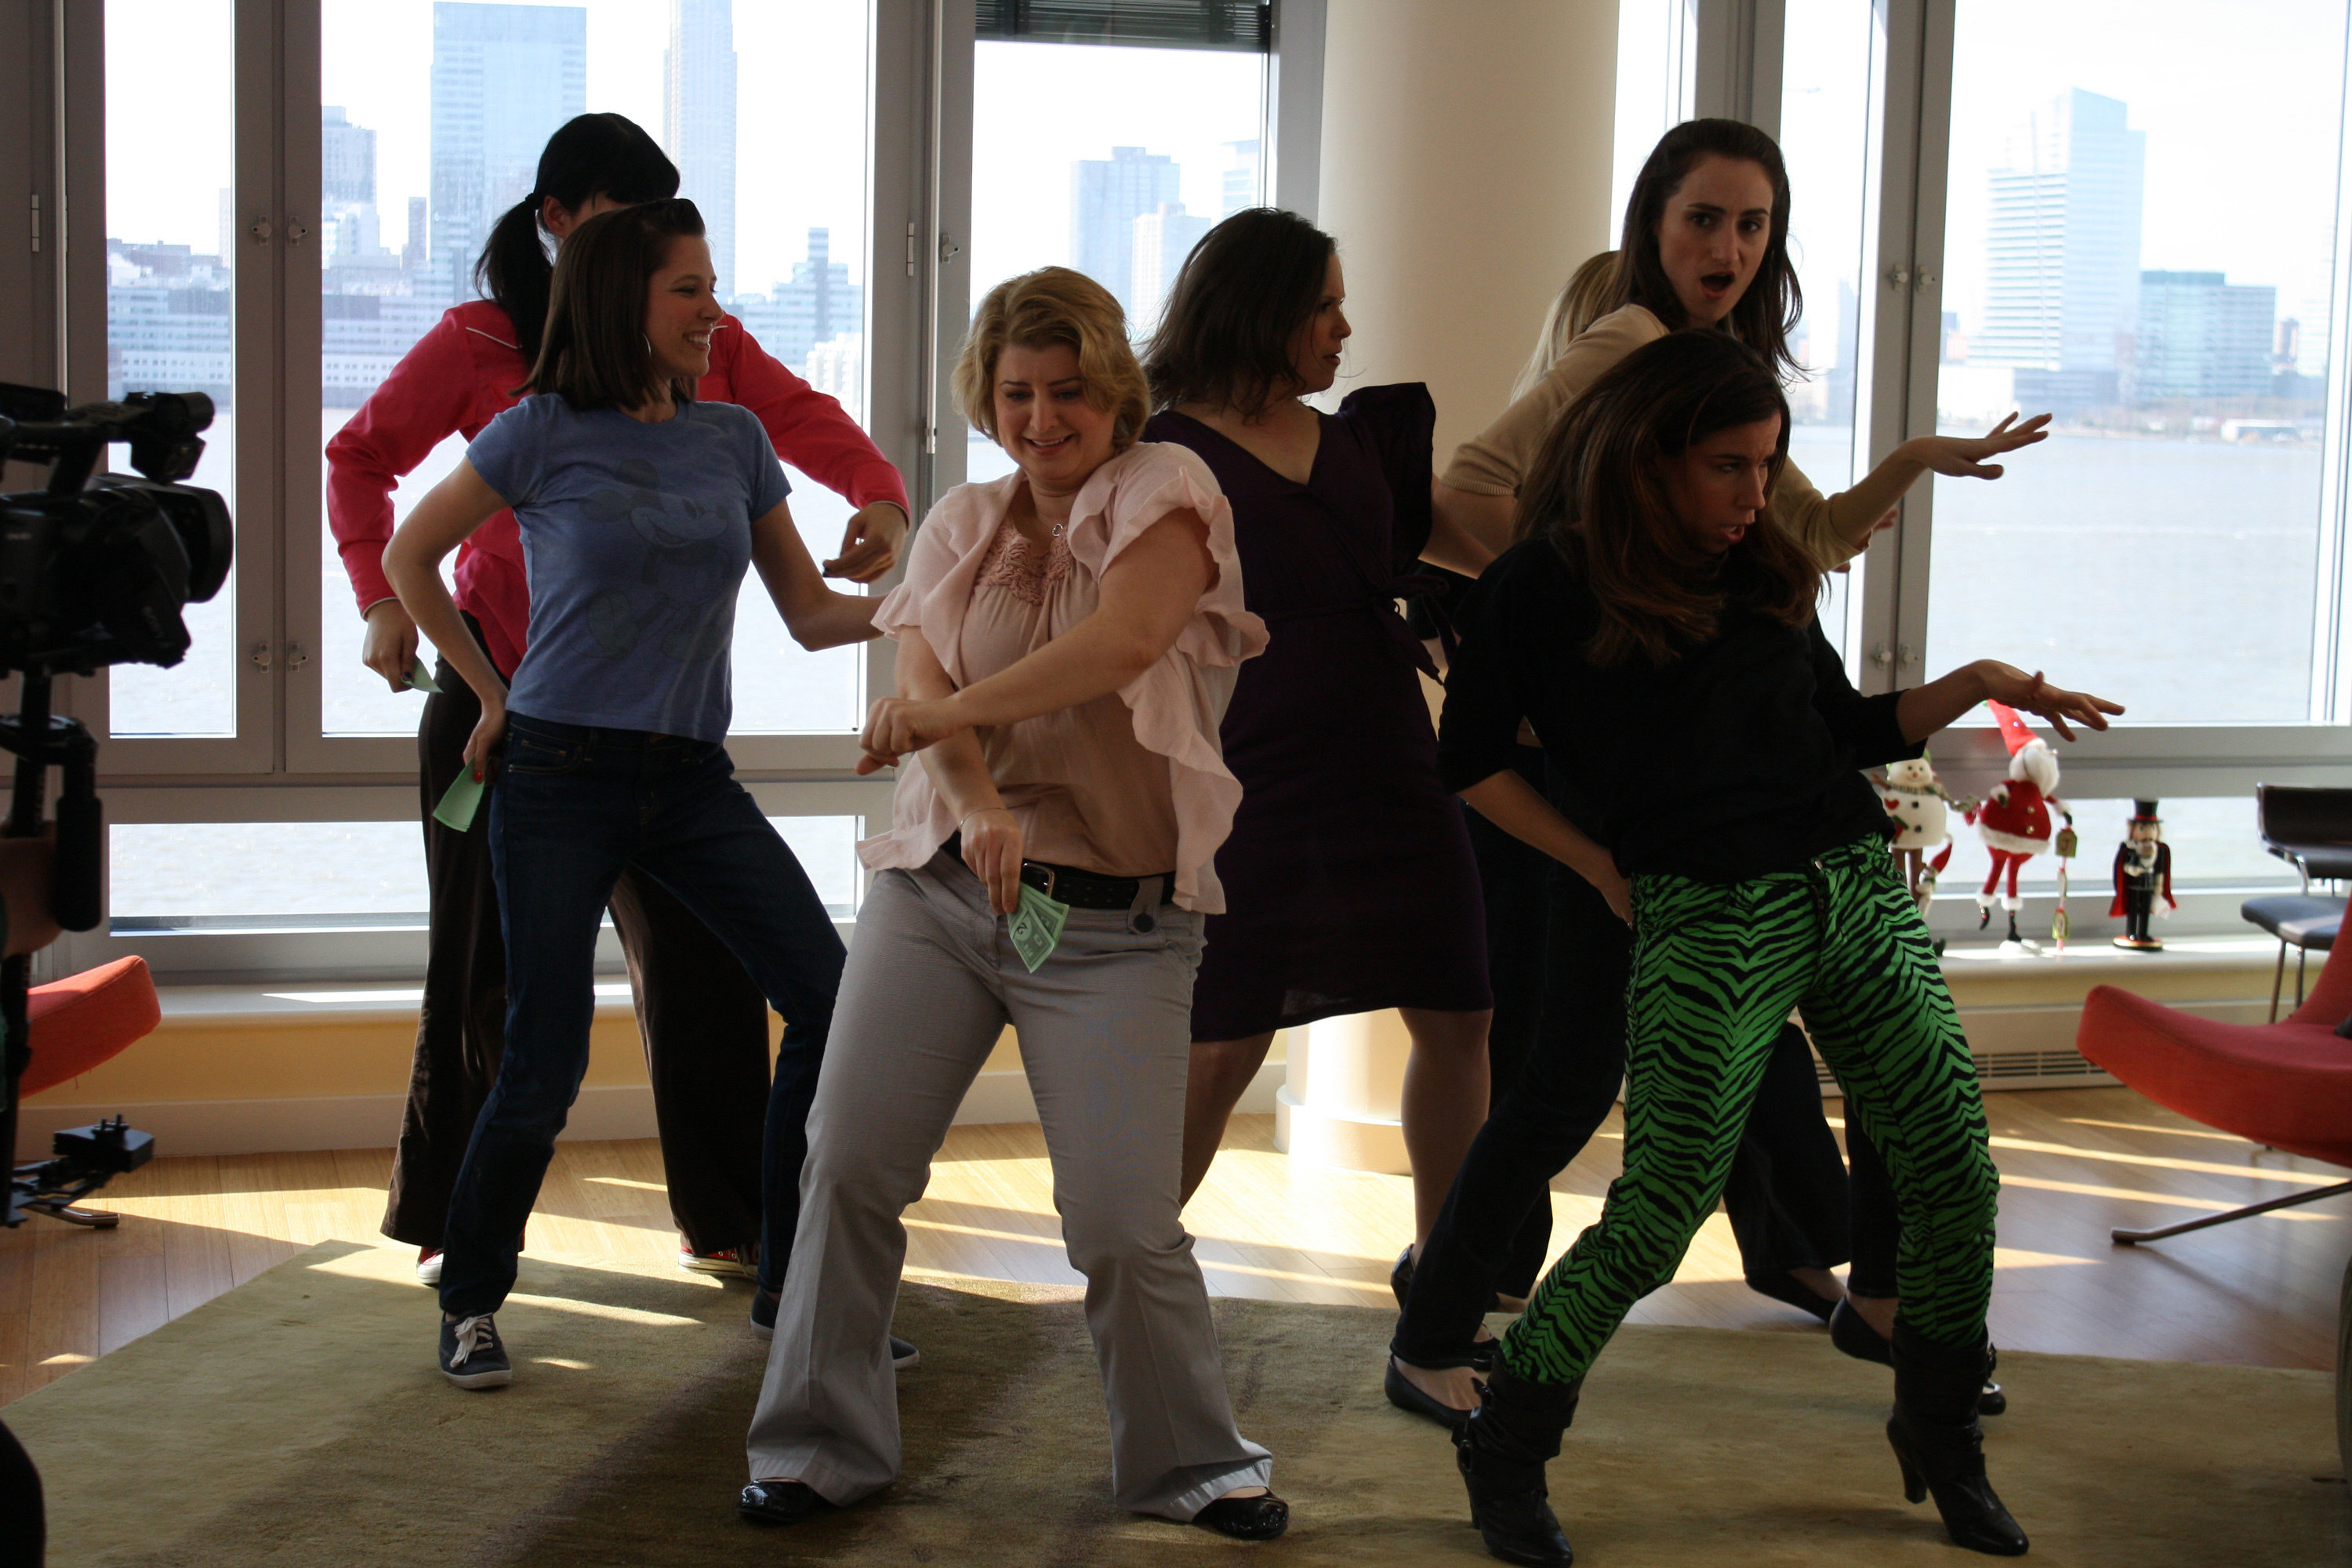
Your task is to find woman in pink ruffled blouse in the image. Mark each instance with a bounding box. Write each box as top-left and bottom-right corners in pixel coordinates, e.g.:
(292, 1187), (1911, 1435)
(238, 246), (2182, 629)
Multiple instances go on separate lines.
(736, 268), (1289, 1542)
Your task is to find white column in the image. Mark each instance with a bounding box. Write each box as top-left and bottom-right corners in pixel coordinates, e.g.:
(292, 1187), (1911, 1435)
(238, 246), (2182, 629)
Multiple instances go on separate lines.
(1274, 2), (1618, 1174)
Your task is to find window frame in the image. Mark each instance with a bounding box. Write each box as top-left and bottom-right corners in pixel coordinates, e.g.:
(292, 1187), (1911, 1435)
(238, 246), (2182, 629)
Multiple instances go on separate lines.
(1695, 0), (2352, 938)
(15, 0), (1318, 982)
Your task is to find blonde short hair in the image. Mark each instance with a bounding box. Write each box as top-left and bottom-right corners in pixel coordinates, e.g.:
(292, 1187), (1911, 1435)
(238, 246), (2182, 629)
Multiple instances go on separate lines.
(954, 267), (1151, 448)
(1512, 250), (1623, 401)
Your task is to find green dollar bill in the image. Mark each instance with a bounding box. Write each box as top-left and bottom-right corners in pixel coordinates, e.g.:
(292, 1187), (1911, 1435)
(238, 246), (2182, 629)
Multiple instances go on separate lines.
(1007, 881), (1070, 973)
(405, 662), (441, 695)
(432, 768), (486, 833)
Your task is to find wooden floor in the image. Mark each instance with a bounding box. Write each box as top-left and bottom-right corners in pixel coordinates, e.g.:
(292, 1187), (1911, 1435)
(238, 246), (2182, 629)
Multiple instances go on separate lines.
(3, 1088), (2344, 1406)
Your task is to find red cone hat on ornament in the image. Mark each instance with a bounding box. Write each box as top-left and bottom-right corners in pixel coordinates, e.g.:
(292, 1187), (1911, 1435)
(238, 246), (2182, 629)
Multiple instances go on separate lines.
(1987, 700), (2037, 757)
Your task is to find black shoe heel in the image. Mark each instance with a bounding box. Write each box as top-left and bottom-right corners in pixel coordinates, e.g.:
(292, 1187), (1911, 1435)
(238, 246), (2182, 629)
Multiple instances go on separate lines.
(1886, 1323), (2030, 1557)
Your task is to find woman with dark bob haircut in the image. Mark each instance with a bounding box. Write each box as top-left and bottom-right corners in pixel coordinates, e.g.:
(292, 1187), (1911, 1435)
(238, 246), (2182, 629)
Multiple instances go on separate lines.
(1143, 209), (1498, 1264)
(383, 198), (879, 1389)
(1437, 328), (2118, 1564)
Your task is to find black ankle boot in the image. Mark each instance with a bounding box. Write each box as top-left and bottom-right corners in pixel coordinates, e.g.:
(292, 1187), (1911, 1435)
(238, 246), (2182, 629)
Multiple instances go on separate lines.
(1886, 1323), (2028, 1556)
(1452, 1362), (1580, 1567)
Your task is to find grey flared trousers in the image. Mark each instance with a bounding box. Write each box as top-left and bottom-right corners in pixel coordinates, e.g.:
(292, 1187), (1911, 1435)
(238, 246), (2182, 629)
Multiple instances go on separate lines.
(744, 849), (1272, 1520)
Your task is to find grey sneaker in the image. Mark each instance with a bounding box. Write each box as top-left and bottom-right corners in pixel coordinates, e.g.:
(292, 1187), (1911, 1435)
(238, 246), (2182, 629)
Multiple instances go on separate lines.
(438, 1312), (513, 1389)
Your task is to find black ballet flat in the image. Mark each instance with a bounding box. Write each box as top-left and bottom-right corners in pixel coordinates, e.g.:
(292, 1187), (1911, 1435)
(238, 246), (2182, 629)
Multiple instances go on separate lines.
(1385, 1356), (1480, 1432)
(1192, 1493), (1290, 1541)
(1832, 1300), (2008, 1417)
(1746, 1272), (1838, 1323)
(737, 1479), (836, 1526)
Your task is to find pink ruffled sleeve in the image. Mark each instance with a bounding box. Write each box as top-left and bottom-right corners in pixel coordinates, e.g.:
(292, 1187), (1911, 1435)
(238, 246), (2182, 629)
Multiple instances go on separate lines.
(1065, 442), (1268, 911)
(856, 445), (1266, 913)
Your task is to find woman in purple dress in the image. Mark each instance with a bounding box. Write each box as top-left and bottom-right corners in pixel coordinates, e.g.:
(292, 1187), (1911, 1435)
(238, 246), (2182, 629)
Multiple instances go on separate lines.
(1144, 209), (1498, 1255)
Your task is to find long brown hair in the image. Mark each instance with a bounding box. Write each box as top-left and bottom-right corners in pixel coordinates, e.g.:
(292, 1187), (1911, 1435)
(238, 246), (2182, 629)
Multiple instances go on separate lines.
(518, 198), (706, 412)
(1519, 329), (1817, 668)
(1143, 208), (1335, 418)
(1610, 119), (1802, 379)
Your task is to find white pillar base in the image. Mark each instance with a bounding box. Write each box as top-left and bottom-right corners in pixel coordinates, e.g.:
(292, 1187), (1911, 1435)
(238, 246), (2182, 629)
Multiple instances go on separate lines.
(1272, 1081), (1410, 1174)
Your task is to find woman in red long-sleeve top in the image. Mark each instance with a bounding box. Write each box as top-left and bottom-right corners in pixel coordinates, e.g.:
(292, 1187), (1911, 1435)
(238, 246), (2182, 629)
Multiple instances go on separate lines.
(328, 113), (911, 1301)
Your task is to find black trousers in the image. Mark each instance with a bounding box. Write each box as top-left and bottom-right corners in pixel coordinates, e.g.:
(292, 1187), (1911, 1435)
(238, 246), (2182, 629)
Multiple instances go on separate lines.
(1394, 808), (1855, 1369)
(0, 1418), (41, 1568)
(379, 619), (775, 1255)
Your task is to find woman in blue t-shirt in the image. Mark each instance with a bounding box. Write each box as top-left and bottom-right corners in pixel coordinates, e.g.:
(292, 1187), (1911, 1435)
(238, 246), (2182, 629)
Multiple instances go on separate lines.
(383, 198), (877, 1388)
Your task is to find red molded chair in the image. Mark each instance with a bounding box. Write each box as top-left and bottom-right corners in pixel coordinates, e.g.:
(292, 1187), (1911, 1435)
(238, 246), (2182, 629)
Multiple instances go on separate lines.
(2079, 942), (2352, 1480)
(13, 956), (161, 1227)
(2075, 936), (2352, 1242)
(19, 956), (161, 1100)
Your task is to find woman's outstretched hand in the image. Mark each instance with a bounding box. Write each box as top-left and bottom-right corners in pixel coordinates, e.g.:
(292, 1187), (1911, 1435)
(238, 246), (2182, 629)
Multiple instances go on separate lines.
(1979, 662), (2123, 740)
(825, 501), (909, 583)
(1907, 412), (2053, 480)
(859, 695), (967, 770)
(960, 806), (1025, 915)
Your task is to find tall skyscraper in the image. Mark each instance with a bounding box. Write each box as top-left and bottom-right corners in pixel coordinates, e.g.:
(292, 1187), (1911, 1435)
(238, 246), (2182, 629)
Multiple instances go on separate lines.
(664, 0), (739, 292)
(730, 227), (862, 368)
(321, 106), (376, 207)
(1221, 139), (1261, 217)
(1131, 204), (1212, 332)
(2136, 271), (2277, 401)
(1975, 88), (2145, 411)
(430, 2), (586, 304)
(1071, 147), (1179, 316)
(321, 106), (383, 261)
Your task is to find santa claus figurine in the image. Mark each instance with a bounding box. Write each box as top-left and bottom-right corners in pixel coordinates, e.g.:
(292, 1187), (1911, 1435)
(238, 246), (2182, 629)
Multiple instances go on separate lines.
(2110, 799), (2176, 950)
(1965, 702), (2073, 950)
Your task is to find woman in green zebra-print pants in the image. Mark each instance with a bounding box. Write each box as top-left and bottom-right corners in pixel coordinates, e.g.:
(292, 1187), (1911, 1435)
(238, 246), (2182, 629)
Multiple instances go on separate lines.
(1435, 330), (2122, 1566)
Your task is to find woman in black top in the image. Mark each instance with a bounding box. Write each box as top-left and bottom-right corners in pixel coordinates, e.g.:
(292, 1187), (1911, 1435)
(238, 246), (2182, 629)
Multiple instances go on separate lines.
(1437, 330), (2116, 1565)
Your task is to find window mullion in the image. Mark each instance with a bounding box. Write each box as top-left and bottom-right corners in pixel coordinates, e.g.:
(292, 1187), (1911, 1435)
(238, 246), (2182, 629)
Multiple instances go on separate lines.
(1856, 0), (1947, 697)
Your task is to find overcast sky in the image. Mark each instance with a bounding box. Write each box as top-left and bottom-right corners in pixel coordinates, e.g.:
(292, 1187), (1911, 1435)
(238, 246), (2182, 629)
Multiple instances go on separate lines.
(106, 0), (2347, 368)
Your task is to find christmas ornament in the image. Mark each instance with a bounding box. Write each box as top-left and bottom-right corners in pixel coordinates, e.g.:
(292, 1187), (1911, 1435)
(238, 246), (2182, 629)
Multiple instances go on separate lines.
(2109, 799), (2176, 950)
(1964, 702), (2074, 953)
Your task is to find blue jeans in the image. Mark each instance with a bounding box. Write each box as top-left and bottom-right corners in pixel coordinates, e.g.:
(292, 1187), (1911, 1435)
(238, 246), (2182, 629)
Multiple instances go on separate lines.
(438, 713), (844, 1319)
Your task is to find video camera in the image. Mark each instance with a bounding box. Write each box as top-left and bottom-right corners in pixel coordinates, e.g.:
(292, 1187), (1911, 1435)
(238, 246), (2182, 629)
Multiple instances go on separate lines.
(0, 383), (232, 675)
(1, 381), (232, 1230)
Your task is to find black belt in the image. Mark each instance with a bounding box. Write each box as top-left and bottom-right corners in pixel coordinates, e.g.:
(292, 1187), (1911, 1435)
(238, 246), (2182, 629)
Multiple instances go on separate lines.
(942, 833), (1174, 910)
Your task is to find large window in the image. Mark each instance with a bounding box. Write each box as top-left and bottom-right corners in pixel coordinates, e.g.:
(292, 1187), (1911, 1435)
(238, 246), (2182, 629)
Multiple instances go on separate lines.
(1923, 0), (2347, 724)
(27, 0), (1301, 981)
(961, 13), (1270, 485)
(1664, 0), (2352, 938)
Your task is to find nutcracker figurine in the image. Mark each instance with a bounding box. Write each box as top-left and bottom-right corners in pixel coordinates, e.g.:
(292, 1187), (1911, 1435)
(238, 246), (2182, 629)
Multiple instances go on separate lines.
(1965, 702), (2072, 951)
(2109, 799), (2175, 950)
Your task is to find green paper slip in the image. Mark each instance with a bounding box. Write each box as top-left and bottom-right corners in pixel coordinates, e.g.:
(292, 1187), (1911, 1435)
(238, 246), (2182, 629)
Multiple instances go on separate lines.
(1007, 882), (1070, 973)
(405, 662), (441, 694)
(432, 768), (486, 833)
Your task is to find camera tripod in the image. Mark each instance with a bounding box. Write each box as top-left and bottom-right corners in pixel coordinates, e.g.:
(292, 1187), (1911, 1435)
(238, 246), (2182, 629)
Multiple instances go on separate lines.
(2, 667), (142, 1229)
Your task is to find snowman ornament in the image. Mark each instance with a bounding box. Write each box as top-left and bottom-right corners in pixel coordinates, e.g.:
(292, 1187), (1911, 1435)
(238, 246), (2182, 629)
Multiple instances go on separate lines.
(1878, 755), (1968, 918)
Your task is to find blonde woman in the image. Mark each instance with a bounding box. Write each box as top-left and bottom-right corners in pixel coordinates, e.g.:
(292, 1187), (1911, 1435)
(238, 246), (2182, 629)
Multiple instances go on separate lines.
(738, 268), (1285, 1541)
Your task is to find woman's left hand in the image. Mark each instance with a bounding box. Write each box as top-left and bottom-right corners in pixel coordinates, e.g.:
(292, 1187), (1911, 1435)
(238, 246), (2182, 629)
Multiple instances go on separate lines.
(861, 695), (967, 768)
(1904, 413), (2053, 480)
(825, 502), (909, 583)
(1979, 662), (2125, 740)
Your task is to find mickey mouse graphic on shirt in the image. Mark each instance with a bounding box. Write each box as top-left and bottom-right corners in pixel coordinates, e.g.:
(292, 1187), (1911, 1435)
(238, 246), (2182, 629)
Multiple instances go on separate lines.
(580, 459), (735, 674)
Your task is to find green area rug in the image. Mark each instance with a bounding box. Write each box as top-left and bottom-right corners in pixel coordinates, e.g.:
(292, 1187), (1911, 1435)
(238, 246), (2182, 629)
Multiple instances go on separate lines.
(6, 1239), (2344, 1565)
